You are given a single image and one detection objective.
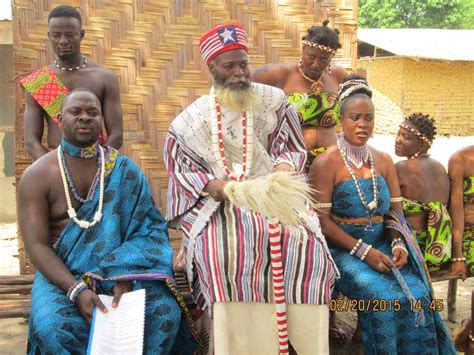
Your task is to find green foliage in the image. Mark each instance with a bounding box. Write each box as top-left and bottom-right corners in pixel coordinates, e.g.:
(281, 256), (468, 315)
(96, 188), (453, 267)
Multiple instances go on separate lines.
(359, 0), (472, 29)
(459, 0), (474, 29)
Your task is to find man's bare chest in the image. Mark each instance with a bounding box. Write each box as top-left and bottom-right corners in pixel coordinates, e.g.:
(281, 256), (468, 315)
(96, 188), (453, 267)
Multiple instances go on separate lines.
(58, 73), (105, 101)
(49, 162), (101, 217)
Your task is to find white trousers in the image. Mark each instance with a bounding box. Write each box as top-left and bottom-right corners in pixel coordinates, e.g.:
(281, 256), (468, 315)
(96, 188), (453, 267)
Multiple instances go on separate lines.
(212, 302), (329, 355)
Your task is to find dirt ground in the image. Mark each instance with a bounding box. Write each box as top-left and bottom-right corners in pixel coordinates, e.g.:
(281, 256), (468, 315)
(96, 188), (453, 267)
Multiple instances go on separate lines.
(1, 134), (472, 354)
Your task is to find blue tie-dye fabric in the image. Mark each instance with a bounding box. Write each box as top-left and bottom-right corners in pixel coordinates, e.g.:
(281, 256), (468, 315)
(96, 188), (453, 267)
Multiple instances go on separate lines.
(27, 154), (197, 354)
(329, 176), (455, 355)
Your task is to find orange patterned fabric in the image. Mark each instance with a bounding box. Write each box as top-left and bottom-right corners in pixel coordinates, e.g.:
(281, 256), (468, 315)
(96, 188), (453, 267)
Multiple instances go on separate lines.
(20, 66), (68, 127)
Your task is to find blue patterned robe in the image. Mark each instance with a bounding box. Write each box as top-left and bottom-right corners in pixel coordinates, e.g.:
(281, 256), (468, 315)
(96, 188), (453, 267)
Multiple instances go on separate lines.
(27, 154), (197, 354)
(329, 176), (455, 354)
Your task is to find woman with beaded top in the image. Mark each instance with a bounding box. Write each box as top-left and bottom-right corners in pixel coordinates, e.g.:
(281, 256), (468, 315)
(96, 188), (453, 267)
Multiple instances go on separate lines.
(309, 75), (455, 354)
(394, 114), (458, 276)
(252, 20), (346, 171)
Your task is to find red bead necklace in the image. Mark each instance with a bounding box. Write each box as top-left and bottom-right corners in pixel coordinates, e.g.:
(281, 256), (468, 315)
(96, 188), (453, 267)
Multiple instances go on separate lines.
(213, 96), (248, 181)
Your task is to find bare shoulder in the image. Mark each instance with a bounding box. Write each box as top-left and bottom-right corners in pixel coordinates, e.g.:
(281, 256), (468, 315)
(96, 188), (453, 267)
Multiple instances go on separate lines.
(448, 145), (474, 176)
(313, 145), (339, 169)
(330, 64), (347, 84)
(20, 151), (57, 190)
(450, 145), (473, 163)
(309, 145), (339, 186)
(395, 158), (408, 173)
(87, 61), (117, 79)
(430, 157), (448, 174)
(371, 146), (394, 165)
(253, 63), (292, 76)
(251, 63), (293, 86)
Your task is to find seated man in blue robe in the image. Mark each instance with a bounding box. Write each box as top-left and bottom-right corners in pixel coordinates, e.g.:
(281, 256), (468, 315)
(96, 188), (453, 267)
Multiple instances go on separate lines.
(18, 89), (196, 354)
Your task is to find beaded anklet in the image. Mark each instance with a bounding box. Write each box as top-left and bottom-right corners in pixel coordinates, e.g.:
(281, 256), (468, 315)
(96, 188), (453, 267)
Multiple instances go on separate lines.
(452, 257), (466, 262)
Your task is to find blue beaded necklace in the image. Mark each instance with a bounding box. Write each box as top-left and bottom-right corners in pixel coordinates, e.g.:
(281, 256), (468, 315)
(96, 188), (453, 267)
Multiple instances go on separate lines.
(61, 137), (99, 158)
(60, 138), (101, 203)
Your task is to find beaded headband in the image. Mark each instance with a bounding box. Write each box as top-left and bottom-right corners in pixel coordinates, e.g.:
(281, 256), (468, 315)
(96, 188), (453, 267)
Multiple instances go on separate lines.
(338, 83), (372, 102)
(399, 122), (433, 146)
(302, 40), (337, 55)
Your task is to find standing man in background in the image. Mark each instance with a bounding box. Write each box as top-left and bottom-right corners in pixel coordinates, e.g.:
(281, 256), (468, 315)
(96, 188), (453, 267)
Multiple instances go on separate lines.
(20, 5), (122, 160)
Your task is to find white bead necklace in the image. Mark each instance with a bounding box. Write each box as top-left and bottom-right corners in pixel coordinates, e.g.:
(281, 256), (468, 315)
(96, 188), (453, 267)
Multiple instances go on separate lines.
(57, 145), (105, 229)
(54, 55), (87, 71)
(337, 136), (378, 230)
(209, 86), (254, 181)
(338, 133), (370, 169)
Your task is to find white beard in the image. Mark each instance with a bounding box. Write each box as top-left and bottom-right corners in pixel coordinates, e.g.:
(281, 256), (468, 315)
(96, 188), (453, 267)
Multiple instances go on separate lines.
(215, 84), (257, 112)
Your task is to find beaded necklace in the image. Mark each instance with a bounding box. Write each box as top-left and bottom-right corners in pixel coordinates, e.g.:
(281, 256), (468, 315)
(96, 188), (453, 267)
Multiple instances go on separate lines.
(60, 137), (99, 158)
(54, 55), (87, 71)
(57, 144), (105, 229)
(60, 138), (101, 202)
(210, 87), (254, 181)
(337, 135), (378, 231)
(338, 133), (370, 169)
(298, 59), (324, 96)
(60, 151), (101, 203)
(408, 152), (430, 160)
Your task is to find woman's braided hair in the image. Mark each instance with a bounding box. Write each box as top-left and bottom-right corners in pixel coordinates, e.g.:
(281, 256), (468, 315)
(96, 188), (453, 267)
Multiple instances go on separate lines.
(302, 20), (342, 51)
(338, 74), (372, 115)
(405, 113), (437, 142)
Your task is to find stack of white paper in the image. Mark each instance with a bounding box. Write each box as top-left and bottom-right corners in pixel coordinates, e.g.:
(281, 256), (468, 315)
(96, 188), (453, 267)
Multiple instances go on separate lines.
(87, 288), (146, 355)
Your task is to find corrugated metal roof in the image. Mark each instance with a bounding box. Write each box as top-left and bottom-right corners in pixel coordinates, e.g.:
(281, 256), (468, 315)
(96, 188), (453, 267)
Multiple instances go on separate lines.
(358, 29), (474, 61)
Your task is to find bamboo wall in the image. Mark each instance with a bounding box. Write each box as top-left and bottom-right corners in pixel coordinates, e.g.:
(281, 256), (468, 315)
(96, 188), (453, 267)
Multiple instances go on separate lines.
(13, 0), (357, 274)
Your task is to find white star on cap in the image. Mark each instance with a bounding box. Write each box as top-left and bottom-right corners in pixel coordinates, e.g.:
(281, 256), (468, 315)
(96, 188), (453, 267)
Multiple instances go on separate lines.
(219, 28), (235, 44)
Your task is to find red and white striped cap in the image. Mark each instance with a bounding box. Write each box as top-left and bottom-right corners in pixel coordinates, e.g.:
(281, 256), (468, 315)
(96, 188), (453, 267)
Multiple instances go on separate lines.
(199, 24), (248, 64)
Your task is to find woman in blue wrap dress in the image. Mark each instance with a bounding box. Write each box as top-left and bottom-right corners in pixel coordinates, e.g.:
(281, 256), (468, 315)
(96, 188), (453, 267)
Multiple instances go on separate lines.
(309, 75), (455, 354)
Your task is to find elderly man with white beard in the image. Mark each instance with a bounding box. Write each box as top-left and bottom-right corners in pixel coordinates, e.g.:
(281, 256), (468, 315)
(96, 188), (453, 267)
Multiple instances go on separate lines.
(164, 24), (337, 354)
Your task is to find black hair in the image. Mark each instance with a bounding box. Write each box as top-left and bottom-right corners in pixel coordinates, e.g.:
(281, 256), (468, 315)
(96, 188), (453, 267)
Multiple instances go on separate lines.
(405, 113), (437, 141)
(302, 20), (342, 51)
(61, 88), (99, 112)
(339, 74), (372, 115)
(48, 5), (82, 26)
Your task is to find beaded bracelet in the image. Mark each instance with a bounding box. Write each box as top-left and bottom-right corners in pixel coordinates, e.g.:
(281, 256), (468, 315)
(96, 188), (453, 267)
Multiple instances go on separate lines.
(71, 284), (88, 303)
(350, 239), (363, 255)
(273, 158), (296, 172)
(360, 245), (373, 261)
(67, 281), (83, 299)
(392, 245), (408, 255)
(390, 238), (402, 249)
(66, 280), (81, 298)
(67, 280), (89, 302)
(315, 202), (332, 209)
(355, 242), (370, 259)
(390, 197), (403, 203)
(452, 257), (466, 262)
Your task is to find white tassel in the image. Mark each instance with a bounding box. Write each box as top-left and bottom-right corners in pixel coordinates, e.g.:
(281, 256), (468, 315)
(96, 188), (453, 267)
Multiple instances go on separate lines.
(223, 171), (315, 227)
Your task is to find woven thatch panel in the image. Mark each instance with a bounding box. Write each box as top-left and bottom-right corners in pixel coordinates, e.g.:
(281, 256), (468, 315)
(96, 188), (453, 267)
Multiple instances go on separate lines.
(13, 0), (357, 274)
